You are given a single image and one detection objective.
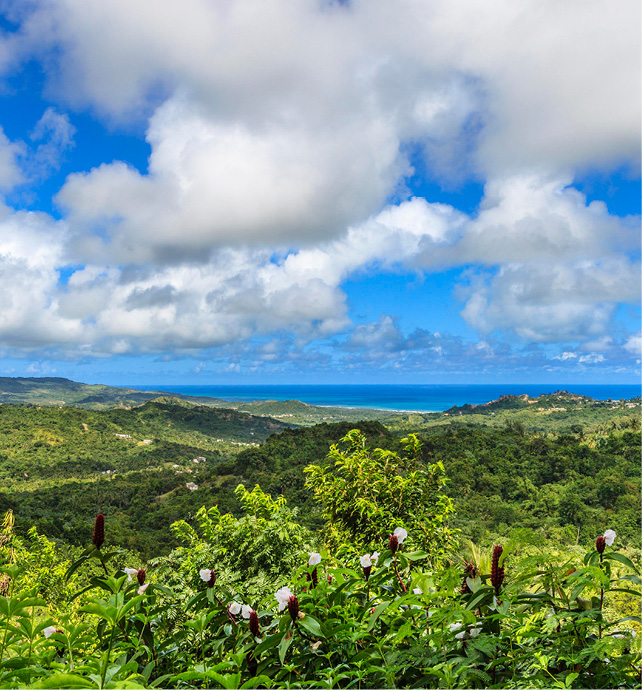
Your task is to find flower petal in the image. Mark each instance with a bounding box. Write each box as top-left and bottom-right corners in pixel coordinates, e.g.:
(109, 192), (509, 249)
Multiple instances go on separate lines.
(393, 527), (408, 544)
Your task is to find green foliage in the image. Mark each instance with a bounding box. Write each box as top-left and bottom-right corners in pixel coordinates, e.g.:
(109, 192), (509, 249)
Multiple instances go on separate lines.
(154, 485), (313, 602)
(304, 430), (457, 562)
(0, 507), (639, 689)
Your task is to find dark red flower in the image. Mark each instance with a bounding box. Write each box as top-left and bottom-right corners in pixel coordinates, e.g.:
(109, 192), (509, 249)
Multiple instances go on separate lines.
(490, 544), (505, 594)
(249, 610), (261, 637)
(596, 535), (606, 554)
(137, 569), (146, 586)
(389, 534), (399, 555)
(207, 570), (216, 588)
(306, 567), (318, 588)
(362, 565), (372, 581)
(287, 594), (299, 623)
(92, 514), (105, 548)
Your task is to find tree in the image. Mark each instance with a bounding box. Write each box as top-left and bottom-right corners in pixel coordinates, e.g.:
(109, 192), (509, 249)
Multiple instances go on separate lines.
(304, 430), (457, 563)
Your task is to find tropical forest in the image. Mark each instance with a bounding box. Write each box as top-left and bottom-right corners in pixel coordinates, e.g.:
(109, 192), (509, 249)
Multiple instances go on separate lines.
(0, 379), (639, 688)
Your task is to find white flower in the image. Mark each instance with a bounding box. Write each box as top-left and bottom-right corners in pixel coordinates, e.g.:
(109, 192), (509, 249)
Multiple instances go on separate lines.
(124, 567), (138, 582)
(275, 586), (294, 611)
(43, 626), (57, 638)
(242, 604), (254, 619)
(308, 552), (322, 566)
(449, 622), (465, 639)
(360, 554), (372, 568)
(413, 587), (423, 595)
(138, 583), (149, 595)
(199, 568), (213, 582)
(228, 601), (242, 616)
(603, 529), (616, 546)
(371, 551), (380, 564)
(470, 624), (482, 637)
(393, 527), (408, 544)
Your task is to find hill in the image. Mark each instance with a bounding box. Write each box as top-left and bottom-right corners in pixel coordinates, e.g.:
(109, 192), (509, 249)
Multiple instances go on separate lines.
(0, 400), (294, 555)
(0, 376), (401, 424)
(443, 389), (639, 415)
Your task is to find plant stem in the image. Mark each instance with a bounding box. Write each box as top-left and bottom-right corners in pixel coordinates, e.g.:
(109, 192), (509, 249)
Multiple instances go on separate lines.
(393, 559), (407, 593)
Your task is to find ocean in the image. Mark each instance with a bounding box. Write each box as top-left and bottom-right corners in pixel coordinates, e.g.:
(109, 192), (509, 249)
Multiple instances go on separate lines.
(126, 383), (641, 413)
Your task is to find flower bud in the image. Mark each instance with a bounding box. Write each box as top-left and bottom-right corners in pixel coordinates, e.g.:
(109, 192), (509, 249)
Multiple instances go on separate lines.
(461, 560), (477, 595)
(389, 534), (399, 555)
(306, 567), (318, 588)
(287, 594), (299, 623)
(137, 569), (146, 586)
(249, 610), (261, 637)
(490, 545), (504, 594)
(362, 565), (372, 581)
(92, 514), (105, 548)
(596, 535), (606, 554)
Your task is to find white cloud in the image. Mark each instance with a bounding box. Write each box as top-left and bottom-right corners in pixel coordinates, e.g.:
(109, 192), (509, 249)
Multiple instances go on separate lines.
(0, 127), (24, 190)
(458, 259), (640, 342)
(30, 107), (76, 177)
(578, 353), (606, 364)
(0, 0), (638, 360)
(624, 332), (641, 357)
(553, 352), (577, 361)
(6, 0), (637, 178)
(57, 94), (409, 261)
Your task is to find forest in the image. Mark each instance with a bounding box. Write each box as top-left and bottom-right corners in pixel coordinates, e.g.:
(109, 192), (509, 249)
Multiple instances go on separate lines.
(0, 393), (640, 688)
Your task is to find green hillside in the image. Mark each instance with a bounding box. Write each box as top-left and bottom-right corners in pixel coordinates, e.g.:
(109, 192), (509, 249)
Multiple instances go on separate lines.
(0, 401), (293, 555)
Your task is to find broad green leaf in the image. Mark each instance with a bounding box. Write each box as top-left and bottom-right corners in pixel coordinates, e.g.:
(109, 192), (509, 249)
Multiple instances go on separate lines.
(278, 632), (294, 665)
(298, 615), (322, 637)
(603, 552), (640, 574)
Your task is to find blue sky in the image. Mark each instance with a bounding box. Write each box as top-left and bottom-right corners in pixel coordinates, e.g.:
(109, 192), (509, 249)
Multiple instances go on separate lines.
(0, 0), (639, 385)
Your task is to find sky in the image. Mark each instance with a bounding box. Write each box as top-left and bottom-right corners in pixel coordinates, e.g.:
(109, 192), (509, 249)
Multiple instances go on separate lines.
(0, 0), (639, 386)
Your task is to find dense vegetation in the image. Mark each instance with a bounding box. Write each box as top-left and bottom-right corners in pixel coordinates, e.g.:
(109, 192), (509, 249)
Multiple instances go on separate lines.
(0, 388), (639, 687)
(0, 433), (639, 688)
(0, 401), (292, 555)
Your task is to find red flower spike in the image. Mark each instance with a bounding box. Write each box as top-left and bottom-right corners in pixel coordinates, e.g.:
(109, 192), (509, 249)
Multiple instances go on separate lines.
(389, 534), (399, 555)
(92, 514), (105, 548)
(207, 570), (216, 588)
(596, 535), (606, 554)
(137, 569), (146, 586)
(287, 594), (299, 623)
(362, 565), (372, 581)
(490, 544), (505, 594)
(249, 610), (261, 637)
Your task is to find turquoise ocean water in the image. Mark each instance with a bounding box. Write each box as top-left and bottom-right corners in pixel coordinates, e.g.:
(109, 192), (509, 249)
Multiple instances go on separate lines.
(126, 384), (640, 413)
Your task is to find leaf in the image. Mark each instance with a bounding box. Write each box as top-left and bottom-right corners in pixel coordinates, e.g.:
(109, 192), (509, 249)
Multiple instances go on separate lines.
(603, 552), (640, 574)
(278, 632), (294, 664)
(298, 615), (322, 637)
(366, 601), (390, 632)
(618, 574), (642, 585)
(254, 631), (284, 655)
(241, 676), (271, 689)
(466, 587), (494, 611)
(404, 550), (429, 562)
(31, 673), (94, 688)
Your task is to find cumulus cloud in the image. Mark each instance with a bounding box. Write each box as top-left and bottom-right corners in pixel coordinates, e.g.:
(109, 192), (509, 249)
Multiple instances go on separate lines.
(6, 0), (637, 174)
(458, 260), (640, 342)
(57, 94), (410, 261)
(0, 0), (637, 364)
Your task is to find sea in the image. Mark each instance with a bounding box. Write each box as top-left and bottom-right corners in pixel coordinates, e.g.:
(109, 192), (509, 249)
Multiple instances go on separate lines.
(126, 384), (641, 413)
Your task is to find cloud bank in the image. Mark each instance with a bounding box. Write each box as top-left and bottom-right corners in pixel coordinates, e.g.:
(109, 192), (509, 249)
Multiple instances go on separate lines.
(0, 0), (638, 374)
